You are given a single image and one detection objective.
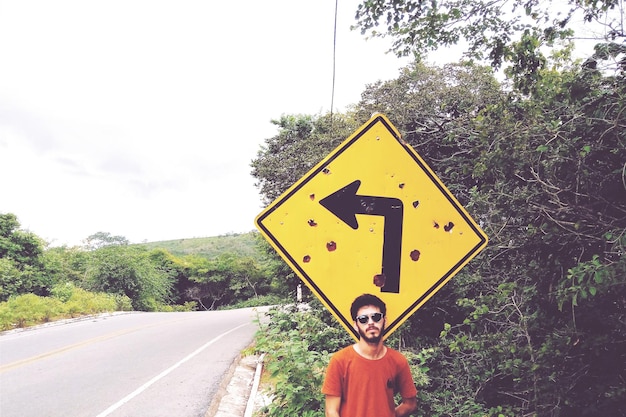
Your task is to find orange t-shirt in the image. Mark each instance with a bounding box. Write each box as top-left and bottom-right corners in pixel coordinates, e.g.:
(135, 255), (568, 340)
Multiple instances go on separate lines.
(322, 345), (418, 417)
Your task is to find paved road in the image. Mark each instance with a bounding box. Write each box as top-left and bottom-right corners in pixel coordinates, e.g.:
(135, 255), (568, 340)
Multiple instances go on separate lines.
(0, 307), (265, 417)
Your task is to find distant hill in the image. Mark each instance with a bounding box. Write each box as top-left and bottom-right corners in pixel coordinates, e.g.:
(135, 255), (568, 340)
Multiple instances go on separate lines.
(136, 231), (261, 260)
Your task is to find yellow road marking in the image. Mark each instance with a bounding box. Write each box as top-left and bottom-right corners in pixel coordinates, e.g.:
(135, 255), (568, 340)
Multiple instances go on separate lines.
(0, 316), (191, 374)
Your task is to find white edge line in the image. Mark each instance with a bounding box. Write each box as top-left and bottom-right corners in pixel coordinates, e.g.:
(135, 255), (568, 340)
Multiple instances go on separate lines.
(95, 322), (250, 417)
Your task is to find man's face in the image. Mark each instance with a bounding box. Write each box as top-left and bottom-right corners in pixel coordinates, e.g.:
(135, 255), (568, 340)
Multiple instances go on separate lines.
(354, 305), (386, 344)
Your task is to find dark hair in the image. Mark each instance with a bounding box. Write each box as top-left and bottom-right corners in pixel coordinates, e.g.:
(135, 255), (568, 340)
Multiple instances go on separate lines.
(350, 293), (386, 320)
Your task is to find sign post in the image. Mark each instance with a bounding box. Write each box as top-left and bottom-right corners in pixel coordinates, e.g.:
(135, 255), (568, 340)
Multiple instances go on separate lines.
(255, 114), (488, 339)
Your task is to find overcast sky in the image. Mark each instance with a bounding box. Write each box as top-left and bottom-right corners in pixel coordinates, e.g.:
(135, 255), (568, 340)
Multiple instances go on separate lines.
(0, 0), (417, 246)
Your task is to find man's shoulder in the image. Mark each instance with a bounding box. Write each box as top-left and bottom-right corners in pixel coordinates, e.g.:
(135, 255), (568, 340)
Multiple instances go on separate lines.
(331, 345), (357, 359)
(384, 347), (410, 362)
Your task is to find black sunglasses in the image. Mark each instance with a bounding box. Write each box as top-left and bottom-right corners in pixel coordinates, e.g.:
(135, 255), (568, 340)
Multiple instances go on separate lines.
(356, 313), (384, 324)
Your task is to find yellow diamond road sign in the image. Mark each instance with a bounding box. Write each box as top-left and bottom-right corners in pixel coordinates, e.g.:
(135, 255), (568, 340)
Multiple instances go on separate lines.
(255, 114), (488, 339)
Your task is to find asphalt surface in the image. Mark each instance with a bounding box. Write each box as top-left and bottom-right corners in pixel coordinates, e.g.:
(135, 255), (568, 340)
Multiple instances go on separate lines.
(1, 311), (269, 417)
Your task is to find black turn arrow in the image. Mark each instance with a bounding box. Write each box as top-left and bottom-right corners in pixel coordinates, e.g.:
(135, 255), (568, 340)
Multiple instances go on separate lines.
(319, 180), (403, 293)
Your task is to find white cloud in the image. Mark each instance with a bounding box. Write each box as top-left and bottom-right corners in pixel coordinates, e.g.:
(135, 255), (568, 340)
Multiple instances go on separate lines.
(0, 0), (413, 246)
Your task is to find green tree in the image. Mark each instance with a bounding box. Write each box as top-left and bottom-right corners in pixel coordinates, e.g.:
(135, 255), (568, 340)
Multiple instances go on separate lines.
(0, 213), (48, 300)
(251, 113), (359, 204)
(250, 59), (625, 415)
(83, 231), (130, 250)
(372, 61), (625, 415)
(225, 256), (264, 299)
(42, 246), (90, 287)
(146, 248), (190, 304)
(180, 254), (228, 310)
(0, 213), (44, 266)
(0, 258), (22, 301)
(353, 0), (625, 93)
(448, 61), (625, 416)
(182, 253), (269, 310)
(84, 245), (173, 311)
(355, 61), (505, 202)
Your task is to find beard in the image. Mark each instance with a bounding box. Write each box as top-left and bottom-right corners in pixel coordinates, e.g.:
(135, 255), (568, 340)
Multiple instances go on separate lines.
(358, 324), (384, 344)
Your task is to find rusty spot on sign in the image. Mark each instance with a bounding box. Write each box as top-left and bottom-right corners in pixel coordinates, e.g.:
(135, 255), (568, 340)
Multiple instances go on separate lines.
(326, 241), (337, 251)
(303, 255), (311, 263)
(433, 221), (440, 229)
(308, 219), (317, 227)
(412, 200), (420, 208)
(444, 222), (454, 232)
(399, 183), (405, 189)
(309, 193), (315, 200)
(410, 250), (421, 261)
(322, 168), (331, 174)
(373, 274), (386, 288)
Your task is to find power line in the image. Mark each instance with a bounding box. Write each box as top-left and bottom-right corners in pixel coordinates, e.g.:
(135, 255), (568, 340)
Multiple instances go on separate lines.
(330, 0), (339, 133)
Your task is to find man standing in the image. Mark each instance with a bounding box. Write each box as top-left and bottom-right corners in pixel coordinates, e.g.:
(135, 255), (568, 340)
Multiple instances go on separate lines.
(322, 293), (418, 417)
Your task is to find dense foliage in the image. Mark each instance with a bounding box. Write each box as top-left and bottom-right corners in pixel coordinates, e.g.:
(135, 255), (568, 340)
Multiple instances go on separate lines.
(251, 113), (360, 205)
(250, 54), (625, 416)
(0, 213), (49, 299)
(0, 286), (131, 330)
(0, 216), (285, 330)
(353, 0), (625, 93)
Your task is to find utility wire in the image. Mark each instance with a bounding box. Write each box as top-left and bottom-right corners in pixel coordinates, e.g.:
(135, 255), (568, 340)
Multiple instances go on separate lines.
(330, 0), (339, 135)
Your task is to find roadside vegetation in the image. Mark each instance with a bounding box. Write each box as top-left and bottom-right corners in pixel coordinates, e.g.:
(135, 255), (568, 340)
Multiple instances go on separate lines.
(0, 214), (287, 331)
(0, 286), (130, 331)
(248, 0), (625, 415)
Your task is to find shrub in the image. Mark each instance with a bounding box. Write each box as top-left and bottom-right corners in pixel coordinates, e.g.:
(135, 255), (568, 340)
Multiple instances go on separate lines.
(114, 294), (134, 311)
(225, 294), (287, 310)
(50, 282), (76, 302)
(64, 288), (117, 316)
(254, 307), (332, 417)
(0, 289), (130, 331)
(0, 294), (63, 330)
(155, 301), (197, 312)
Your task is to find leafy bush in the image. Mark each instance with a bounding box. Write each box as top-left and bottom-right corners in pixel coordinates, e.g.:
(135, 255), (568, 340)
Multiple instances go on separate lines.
(63, 288), (117, 316)
(254, 306), (333, 417)
(0, 293), (63, 330)
(156, 301), (198, 312)
(50, 282), (75, 302)
(224, 294), (287, 310)
(114, 294), (134, 311)
(84, 245), (174, 311)
(0, 289), (131, 331)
